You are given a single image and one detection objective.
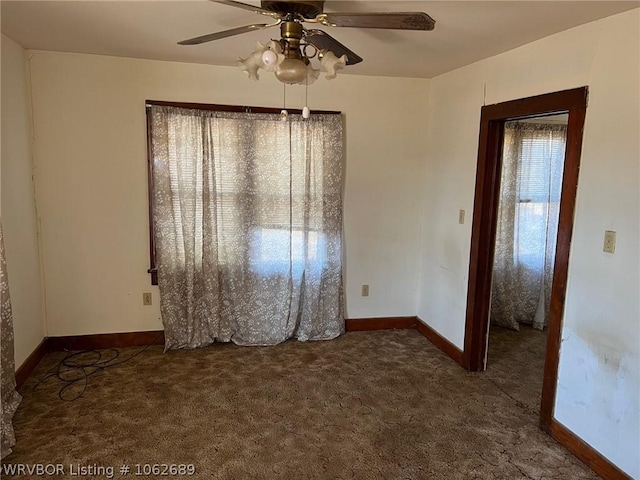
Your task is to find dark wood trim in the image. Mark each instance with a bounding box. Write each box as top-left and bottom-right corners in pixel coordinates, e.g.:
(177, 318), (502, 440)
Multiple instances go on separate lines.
(463, 115), (504, 371)
(345, 316), (418, 331)
(479, 88), (587, 122)
(463, 87), (589, 434)
(145, 105), (158, 285)
(48, 331), (165, 351)
(15, 338), (49, 390)
(415, 318), (464, 366)
(539, 99), (587, 430)
(550, 420), (632, 480)
(145, 100), (341, 116)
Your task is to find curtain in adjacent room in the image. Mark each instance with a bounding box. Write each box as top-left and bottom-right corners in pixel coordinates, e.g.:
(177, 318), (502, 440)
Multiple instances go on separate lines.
(491, 121), (567, 331)
(150, 106), (344, 349)
(1, 222), (22, 459)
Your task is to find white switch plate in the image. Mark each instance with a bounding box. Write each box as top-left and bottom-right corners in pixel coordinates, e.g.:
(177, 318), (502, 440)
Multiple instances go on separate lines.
(603, 230), (616, 254)
(459, 209), (466, 224)
(361, 285), (369, 297)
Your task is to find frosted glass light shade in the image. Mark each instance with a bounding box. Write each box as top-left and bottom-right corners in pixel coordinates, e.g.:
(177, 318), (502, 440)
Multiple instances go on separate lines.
(238, 53), (262, 81)
(298, 64), (320, 86)
(320, 51), (347, 80)
(275, 58), (309, 84)
(239, 41), (285, 79)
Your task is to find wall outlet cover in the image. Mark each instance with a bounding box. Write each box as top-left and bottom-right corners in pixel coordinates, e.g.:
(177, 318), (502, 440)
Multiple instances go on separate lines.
(143, 292), (152, 306)
(603, 230), (616, 254)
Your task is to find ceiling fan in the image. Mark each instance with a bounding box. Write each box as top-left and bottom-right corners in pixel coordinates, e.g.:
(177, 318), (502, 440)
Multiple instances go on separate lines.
(178, 1), (436, 84)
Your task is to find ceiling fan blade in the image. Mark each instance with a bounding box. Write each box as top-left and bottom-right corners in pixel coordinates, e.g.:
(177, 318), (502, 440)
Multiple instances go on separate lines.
(211, 0), (282, 19)
(304, 29), (363, 65)
(178, 23), (274, 45)
(321, 12), (435, 31)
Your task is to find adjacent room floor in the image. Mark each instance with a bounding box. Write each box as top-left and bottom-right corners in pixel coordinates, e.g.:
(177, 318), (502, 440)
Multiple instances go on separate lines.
(5, 329), (596, 479)
(485, 324), (548, 414)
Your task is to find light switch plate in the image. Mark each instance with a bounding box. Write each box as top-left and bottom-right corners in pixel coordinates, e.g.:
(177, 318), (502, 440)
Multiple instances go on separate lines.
(459, 209), (466, 224)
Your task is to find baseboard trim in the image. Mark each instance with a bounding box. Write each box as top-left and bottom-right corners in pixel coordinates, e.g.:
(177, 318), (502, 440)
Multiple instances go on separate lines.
(345, 316), (418, 331)
(17, 321), (419, 384)
(344, 317), (465, 368)
(14, 331), (165, 388)
(15, 338), (49, 390)
(415, 318), (464, 367)
(549, 420), (632, 480)
(48, 330), (165, 351)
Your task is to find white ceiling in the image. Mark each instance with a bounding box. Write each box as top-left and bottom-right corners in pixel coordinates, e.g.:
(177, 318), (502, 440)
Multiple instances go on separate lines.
(2, 1), (638, 78)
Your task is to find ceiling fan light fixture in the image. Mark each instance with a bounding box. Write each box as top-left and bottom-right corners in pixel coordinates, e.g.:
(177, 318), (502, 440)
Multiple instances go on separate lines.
(275, 57), (309, 84)
(238, 40), (283, 80)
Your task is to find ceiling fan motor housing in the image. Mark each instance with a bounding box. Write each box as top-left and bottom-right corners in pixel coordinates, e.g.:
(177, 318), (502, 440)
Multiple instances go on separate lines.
(280, 21), (303, 58)
(262, 1), (325, 19)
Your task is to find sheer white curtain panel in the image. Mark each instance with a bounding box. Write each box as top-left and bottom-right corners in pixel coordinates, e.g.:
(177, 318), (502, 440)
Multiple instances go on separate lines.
(150, 106), (345, 349)
(491, 121), (567, 331)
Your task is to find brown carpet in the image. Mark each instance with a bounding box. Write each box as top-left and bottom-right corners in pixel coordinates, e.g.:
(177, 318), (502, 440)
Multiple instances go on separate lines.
(4, 329), (597, 479)
(486, 325), (548, 414)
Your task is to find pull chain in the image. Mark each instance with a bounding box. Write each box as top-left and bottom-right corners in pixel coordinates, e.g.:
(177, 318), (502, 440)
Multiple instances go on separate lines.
(303, 79), (310, 119)
(280, 83), (288, 121)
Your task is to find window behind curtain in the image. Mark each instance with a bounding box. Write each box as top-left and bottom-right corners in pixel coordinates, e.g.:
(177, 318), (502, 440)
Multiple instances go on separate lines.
(146, 102), (345, 349)
(515, 130), (566, 268)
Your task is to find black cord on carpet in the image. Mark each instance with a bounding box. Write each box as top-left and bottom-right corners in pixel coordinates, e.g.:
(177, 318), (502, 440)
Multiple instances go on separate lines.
(33, 334), (162, 402)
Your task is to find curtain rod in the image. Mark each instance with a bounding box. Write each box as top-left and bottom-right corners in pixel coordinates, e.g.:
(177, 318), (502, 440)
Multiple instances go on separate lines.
(145, 100), (341, 116)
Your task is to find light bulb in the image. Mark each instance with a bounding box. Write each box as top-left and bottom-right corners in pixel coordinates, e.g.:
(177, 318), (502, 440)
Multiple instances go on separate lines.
(302, 106), (310, 119)
(280, 109), (288, 121)
(261, 49), (278, 67)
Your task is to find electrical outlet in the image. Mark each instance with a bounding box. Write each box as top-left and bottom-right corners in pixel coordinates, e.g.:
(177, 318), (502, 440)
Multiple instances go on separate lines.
(459, 209), (466, 224)
(361, 285), (369, 297)
(603, 230), (616, 254)
(142, 292), (152, 306)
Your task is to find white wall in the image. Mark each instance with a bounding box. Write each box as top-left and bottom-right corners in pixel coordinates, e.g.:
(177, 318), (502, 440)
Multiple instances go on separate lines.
(417, 9), (639, 478)
(27, 51), (429, 336)
(1, 35), (46, 368)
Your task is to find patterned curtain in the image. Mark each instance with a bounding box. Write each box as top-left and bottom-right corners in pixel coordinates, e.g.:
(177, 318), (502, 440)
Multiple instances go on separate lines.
(491, 121), (567, 331)
(150, 107), (344, 349)
(1, 222), (22, 459)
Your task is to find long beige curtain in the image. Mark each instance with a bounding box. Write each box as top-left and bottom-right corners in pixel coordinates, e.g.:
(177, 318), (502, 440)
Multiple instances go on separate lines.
(150, 106), (344, 349)
(491, 122), (567, 331)
(1, 222), (22, 459)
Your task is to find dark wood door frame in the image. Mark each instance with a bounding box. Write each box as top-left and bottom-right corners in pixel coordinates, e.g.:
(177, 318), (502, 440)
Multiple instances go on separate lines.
(463, 87), (588, 432)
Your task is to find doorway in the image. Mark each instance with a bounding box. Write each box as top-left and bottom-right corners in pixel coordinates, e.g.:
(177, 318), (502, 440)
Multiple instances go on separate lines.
(463, 87), (588, 432)
(487, 113), (568, 413)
